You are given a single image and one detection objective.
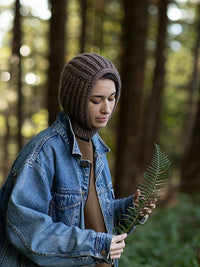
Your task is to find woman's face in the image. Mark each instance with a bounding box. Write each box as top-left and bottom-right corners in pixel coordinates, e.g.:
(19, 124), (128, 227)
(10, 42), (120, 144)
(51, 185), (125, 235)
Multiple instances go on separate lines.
(88, 78), (116, 129)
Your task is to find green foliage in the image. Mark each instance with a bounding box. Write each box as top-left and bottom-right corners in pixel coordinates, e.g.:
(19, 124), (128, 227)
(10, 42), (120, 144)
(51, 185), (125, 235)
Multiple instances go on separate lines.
(114, 144), (171, 234)
(119, 194), (200, 267)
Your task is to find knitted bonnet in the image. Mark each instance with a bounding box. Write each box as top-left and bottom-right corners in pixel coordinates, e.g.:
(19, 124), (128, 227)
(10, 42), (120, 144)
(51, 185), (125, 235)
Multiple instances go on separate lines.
(59, 53), (121, 139)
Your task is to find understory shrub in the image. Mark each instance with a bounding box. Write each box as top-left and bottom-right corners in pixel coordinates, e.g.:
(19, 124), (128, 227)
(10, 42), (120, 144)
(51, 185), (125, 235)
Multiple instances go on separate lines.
(119, 194), (200, 267)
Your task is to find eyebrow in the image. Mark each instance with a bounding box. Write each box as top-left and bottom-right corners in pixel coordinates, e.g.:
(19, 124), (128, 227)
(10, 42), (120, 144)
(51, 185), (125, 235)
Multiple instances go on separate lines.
(90, 91), (116, 98)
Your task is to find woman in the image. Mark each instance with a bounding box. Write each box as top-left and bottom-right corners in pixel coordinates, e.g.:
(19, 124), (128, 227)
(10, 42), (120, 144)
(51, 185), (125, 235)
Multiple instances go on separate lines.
(0, 53), (155, 266)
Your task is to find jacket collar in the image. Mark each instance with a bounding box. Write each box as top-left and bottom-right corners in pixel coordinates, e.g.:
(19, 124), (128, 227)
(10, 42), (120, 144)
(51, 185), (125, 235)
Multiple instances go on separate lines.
(53, 111), (110, 157)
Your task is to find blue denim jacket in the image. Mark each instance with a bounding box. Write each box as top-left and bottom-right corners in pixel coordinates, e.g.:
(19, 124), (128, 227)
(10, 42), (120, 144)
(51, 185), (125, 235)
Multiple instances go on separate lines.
(0, 112), (137, 267)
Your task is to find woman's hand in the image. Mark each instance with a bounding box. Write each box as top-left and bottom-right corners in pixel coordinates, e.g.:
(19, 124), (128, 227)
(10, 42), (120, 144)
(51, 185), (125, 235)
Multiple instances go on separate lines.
(133, 189), (157, 219)
(110, 233), (127, 260)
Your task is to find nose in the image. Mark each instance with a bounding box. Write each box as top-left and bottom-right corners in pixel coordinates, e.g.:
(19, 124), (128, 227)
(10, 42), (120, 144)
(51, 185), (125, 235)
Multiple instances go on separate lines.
(101, 100), (111, 114)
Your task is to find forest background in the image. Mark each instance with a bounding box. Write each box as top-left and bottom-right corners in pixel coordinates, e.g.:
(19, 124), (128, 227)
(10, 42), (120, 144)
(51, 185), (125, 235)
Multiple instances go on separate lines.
(0, 0), (200, 266)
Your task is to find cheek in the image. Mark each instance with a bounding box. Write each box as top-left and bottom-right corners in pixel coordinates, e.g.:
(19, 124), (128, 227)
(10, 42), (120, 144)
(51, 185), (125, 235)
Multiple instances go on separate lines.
(110, 101), (116, 112)
(88, 104), (98, 119)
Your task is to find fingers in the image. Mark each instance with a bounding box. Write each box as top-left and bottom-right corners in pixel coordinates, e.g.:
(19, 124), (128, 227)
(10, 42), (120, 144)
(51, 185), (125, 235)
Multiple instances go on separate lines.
(141, 201), (156, 214)
(144, 202), (156, 212)
(133, 189), (140, 203)
(140, 206), (153, 217)
(112, 233), (127, 243)
(146, 199), (157, 210)
(135, 192), (157, 217)
(110, 233), (127, 260)
(133, 189), (157, 219)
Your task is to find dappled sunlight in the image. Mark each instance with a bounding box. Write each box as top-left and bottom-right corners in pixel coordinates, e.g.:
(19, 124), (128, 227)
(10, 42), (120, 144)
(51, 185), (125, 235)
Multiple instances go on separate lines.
(1, 71), (11, 82)
(20, 45), (31, 56)
(25, 72), (38, 85)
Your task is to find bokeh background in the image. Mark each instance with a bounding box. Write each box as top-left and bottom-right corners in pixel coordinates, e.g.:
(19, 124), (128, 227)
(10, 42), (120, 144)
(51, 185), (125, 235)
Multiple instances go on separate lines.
(0, 0), (200, 266)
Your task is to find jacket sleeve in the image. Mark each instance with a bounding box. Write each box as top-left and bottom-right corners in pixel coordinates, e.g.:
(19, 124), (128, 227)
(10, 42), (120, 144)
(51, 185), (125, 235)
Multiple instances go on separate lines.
(5, 162), (113, 267)
(113, 194), (147, 235)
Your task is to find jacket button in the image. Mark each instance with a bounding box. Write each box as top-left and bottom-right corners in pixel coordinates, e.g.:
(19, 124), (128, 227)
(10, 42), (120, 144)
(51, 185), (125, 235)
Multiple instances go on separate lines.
(82, 190), (85, 195)
(81, 162), (87, 168)
(101, 249), (107, 257)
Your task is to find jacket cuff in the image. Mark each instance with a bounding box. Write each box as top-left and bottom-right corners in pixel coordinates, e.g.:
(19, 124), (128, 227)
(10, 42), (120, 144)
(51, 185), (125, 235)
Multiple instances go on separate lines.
(138, 214), (148, 224)
(94, 233), (113, 263)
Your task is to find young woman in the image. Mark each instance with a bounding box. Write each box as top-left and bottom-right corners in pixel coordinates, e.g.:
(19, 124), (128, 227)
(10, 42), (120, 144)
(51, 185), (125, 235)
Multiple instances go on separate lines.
(0, 53), (155, 267)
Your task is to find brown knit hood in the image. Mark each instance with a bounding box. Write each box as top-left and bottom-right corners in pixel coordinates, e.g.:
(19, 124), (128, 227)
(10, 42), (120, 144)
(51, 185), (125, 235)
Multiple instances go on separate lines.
(59, 53), (121, 139)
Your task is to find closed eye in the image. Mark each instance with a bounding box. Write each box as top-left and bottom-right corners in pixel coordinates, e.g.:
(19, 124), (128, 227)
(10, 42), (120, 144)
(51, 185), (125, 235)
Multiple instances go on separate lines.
(90, 91), (116, 104)
(108, 96), (115, 102)
(90, 97), (102, 104)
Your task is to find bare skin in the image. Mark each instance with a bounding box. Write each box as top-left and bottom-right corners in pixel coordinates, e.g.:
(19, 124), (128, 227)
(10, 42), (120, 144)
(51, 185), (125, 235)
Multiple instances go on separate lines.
(88, 78), (116, 129)
(110, 233), (127, 260)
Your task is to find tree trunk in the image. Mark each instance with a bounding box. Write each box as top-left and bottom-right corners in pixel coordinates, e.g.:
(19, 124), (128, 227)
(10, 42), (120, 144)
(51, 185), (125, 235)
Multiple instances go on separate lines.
(2, 112), (11, 182)
(10, 0), (22, 151)
(47, 0), (68, 125)
(182, 3), (200, 161)
(181, 4), (200, 193)
(140, 0), (170, 169)
(114, 0), (149, 198)
(181, 87), (200, 193)
(80, 0), (87, 53)
(93, 0), (105, 51)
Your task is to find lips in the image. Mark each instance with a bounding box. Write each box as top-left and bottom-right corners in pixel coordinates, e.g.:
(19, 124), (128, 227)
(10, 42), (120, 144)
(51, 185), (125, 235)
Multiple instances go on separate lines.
(96, 117), (109, 123)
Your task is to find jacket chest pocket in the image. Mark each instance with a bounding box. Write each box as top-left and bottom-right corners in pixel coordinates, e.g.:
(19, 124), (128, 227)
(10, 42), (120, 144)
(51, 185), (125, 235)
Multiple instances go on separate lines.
(49, 189), (82, 226)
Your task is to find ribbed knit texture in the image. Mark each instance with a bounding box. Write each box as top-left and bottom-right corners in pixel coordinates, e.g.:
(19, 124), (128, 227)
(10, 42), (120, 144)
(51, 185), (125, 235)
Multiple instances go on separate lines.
(59, 53), (121, 139)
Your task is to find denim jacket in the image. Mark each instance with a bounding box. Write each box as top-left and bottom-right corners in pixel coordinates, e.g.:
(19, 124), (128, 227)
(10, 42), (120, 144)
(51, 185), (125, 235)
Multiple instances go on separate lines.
(0, 112), (137, 267)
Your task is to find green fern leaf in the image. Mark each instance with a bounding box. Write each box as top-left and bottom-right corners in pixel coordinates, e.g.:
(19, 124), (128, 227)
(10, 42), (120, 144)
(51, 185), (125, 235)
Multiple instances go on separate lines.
(113, 143), (171, 234)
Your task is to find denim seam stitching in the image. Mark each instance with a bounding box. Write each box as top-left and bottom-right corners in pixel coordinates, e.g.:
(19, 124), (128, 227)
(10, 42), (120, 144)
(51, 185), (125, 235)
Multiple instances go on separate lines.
(0, 238), (9, 264)
(29, 132), (58, 163)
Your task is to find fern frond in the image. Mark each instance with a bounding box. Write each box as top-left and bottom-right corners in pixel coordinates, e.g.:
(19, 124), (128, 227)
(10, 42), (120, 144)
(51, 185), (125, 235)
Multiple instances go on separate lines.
(113, 143), (171, 234)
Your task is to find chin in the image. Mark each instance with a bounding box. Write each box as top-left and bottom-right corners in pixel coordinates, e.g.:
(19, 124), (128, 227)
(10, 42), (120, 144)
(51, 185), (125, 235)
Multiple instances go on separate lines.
(99, 123), (108, 128)
(93, 123), (106, 129)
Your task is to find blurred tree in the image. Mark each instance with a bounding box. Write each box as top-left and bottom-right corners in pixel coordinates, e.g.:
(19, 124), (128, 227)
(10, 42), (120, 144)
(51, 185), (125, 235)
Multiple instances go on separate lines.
(80, 0), (87, 53)
(10, 0), (22, 151)
(83, 0), (95, 52)
(181, 3), (200, 193)
(2, 117), (11, 182)
(93, 0), (105, 51)
(114, 0), (149, 198)
(181, 84), (200, 193)
(140, 0), (170, 169)
(182, 3), (200, 159)
(47, 0), (68, 125)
